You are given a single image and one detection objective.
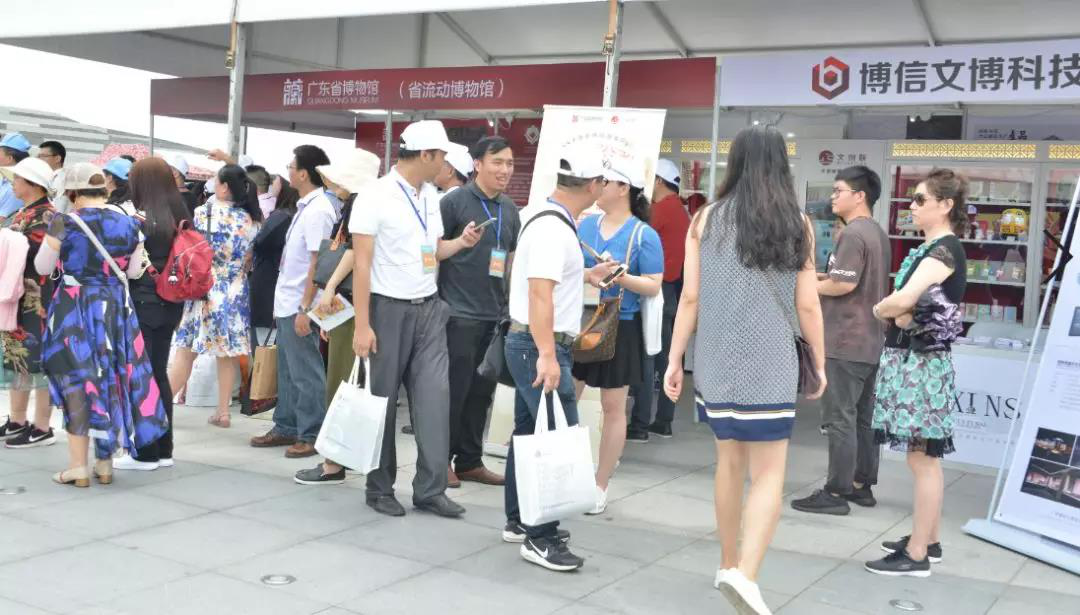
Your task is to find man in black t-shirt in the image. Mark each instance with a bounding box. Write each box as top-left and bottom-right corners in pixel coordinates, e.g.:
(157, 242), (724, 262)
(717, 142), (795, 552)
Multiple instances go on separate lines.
(438, 136), (521, 488)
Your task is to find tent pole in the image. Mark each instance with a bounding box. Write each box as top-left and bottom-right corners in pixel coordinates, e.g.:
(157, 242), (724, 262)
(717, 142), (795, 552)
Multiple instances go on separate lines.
(601, 1), (623, 107)
(226, 23), (248, 159)
(384, 111), (393, 174)
(707, 65), (721, 203)
(149, 113), (155, 157)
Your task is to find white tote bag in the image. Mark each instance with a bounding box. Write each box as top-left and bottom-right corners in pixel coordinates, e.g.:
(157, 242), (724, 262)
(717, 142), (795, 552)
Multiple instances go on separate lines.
(315, 358), (387, 474)
(630, 223), (663, 356)
(514, 391), (595, 526)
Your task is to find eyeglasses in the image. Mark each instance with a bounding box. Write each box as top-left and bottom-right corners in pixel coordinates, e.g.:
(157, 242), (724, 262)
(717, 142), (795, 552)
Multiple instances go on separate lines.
(831, 188), (858, 196)
(285, 163), (298, 172)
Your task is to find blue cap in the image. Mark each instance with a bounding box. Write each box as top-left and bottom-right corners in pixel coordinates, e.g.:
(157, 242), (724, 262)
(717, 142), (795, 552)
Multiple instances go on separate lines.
(103, 157), (133, 182)
(0, 133), (31, 153)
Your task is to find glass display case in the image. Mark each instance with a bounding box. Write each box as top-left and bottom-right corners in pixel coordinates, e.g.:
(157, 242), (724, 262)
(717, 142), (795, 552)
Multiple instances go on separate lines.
(1039, 167), (1080, 328)
(886, 163), (1035, 329)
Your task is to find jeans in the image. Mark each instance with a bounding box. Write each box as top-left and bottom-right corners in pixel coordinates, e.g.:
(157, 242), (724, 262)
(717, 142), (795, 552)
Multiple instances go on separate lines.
(447, 317), (498, 473)
(272, 314), (327, 443)
(823, 358), (881, 495)
(630, 280), (680, 430)
(503, 331), (579, 540)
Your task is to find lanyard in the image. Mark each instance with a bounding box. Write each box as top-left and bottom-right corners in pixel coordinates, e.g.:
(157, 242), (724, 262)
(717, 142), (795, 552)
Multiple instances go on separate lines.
(397, 181), (428, 234)
(480, 198), (502, 247)
(546, 197), (577, 229)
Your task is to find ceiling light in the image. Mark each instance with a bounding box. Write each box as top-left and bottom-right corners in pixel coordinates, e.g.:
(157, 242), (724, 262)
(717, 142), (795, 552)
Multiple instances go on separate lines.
(786, 132), (795, 138)
(752, 120), (760, 126)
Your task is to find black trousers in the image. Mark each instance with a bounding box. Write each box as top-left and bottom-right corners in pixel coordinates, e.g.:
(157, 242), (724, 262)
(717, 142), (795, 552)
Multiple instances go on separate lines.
(133, 301), (183, 462)
(446, 316), (497, 473)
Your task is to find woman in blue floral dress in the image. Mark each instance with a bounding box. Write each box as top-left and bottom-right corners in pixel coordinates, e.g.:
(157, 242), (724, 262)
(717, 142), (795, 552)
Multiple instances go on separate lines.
(864, 169), (968, 578)
(34, 163), (169, 487)
(169, 165), (262, 428)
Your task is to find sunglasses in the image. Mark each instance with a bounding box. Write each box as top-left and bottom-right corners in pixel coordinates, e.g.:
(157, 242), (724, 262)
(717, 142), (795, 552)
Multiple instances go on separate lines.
(911, 193), (932, 207)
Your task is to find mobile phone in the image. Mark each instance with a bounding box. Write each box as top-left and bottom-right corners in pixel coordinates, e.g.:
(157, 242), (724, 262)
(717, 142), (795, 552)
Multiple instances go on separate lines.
(599, 263), (628, 289)
(475, 217), (497, 230)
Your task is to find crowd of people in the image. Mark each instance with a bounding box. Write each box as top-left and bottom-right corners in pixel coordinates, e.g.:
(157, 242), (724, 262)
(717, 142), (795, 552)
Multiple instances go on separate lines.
(0, 120), (970, 615)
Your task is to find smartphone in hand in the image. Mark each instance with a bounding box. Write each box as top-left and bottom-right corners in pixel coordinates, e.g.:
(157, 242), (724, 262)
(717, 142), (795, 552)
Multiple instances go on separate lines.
(599, 263), (629, 289)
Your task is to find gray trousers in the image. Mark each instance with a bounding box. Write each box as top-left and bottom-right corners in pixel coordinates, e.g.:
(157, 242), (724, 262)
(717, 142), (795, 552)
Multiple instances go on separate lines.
(823, 358), (881, 495)
(366, 294), (451, 503)
(272, 314), (327, 443)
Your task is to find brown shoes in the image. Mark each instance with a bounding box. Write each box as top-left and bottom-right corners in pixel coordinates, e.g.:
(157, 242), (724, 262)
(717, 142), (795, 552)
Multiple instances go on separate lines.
(285, 442), (317, 458)
(457, 465), (505, 486)
(447, 466), (462, 488)
(250, 430), (296, 448)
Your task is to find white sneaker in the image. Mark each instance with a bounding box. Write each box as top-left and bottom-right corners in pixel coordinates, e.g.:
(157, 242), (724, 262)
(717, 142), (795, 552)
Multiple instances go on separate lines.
(585, 486), (608, 515)
(716, 568), (772, 615)
(158, 458), (174, 468)
(113, 456), (159, 471)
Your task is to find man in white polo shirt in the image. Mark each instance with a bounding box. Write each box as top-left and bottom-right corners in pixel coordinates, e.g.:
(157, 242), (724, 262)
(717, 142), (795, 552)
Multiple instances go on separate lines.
(350, 120), (484, 518)
(501, 144), (615, 572)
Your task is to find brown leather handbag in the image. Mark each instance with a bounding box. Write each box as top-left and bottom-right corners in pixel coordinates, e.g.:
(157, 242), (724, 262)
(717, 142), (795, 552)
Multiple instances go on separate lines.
(572, 221), (642, 364)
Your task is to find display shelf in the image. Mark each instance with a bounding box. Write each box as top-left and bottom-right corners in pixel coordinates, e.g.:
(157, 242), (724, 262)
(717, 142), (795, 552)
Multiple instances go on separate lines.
(890, 197), (1032, 207)
(887, 234), (1027, 246)
(888, 273), (1025, 287)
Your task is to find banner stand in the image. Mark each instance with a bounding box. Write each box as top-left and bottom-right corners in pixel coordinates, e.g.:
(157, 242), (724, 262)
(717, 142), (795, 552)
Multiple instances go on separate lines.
(962, 177), (1080, 575)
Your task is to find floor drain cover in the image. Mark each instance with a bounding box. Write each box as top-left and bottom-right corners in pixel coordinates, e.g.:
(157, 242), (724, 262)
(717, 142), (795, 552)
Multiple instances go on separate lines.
(260, 574), (296, 586)
(889, 599), (924, 611)
(0, 486), (26, 496)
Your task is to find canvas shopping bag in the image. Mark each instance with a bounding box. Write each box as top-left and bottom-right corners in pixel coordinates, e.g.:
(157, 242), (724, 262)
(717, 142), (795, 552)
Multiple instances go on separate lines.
(245, 327), (278, 415)
(514, 391), (595, 526)
(315, 358), (387, 474)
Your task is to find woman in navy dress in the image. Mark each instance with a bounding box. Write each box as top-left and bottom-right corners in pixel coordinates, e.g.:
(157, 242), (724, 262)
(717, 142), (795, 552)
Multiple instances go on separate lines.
(34, 163), (168, 487)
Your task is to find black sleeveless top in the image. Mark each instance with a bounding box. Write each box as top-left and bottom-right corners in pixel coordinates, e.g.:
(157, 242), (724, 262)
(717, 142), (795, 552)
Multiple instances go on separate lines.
(884, 234), (966, 350)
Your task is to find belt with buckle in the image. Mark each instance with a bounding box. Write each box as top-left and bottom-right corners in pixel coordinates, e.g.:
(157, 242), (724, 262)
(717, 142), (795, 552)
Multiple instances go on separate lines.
(374, 293), (437, 305)
(509, 321), (576, 347)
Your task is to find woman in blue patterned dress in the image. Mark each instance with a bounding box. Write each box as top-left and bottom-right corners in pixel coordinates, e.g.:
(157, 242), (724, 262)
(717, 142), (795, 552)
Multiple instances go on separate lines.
(34, 163), (169, 487)
(168, 165), (262, 428)
(864, 169), (968, 578)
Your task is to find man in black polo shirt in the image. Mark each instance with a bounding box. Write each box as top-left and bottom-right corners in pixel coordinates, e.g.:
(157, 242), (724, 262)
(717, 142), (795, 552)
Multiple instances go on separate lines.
(439, 136), (521, 488)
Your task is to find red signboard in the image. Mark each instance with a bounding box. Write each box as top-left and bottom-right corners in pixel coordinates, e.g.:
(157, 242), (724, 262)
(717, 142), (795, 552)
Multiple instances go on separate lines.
(151, 58), (715, 116)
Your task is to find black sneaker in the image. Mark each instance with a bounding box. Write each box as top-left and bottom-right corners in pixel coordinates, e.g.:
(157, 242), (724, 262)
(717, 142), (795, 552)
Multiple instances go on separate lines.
(0, 418), (29, 441)
(5, 426), (56, 449)
(791, 489), (850, 515)
(502, 520), (570, 544)
(881, 535), (942, 563)
(293, 464), (346, 485)
(647, 422), (673, 438)
(520, 536), (584, 572)
(845, 485), (877, 508)
(626, 427), (649, 443)
(865, 549), (931, 577)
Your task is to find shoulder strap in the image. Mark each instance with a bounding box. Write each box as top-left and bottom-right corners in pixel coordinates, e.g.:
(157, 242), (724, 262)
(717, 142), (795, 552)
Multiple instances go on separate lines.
(66, 212), (133, 301)
(520, 209), (575, 238)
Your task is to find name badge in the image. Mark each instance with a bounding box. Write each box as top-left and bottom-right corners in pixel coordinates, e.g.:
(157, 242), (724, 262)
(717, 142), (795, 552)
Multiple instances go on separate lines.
(421, 243), (437, 274)
(489, 249), (507, 278)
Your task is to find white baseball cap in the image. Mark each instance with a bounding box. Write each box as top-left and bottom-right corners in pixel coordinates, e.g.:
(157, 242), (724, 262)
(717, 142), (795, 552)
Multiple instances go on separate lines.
(655, 158), (680, 187)
(0, 157), (55, 190)
(166, 154), (189, 178)
(238, 154), (255, 168)
(400, 120), (452, 153)
(557, 142), (606, 180)
(602, 158), (645, 189)
(446, 143), (474, 178)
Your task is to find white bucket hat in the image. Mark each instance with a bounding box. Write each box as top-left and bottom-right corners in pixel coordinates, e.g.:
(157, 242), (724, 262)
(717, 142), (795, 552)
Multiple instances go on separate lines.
(317, 148), (381, 194)
(0, 157), (56, 190)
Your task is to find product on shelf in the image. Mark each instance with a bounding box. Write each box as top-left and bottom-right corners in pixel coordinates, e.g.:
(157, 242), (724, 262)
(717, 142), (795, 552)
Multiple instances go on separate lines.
(1000, 208), (1028, 236)
(965, 303), (979, 321)
(1004, 306), (1018, 323)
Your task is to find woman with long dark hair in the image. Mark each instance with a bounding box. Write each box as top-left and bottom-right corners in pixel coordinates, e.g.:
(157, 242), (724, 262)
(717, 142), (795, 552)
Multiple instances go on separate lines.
(572, 159), (664, 515)
(169, 164), (261, 428)
(664, 127), (826, 614)
(112, 157), (193, 471)
(864, 169), (968, 578)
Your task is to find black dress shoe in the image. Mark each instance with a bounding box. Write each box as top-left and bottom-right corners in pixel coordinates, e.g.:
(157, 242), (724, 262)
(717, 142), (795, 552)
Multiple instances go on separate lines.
(366, 494), (406, 517)
(414, 493), (466, 518)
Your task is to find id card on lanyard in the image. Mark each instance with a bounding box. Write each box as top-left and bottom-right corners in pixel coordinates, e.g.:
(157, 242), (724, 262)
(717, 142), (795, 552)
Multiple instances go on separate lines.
(480, 198), (505, 278)
(398, 182), (437, 274)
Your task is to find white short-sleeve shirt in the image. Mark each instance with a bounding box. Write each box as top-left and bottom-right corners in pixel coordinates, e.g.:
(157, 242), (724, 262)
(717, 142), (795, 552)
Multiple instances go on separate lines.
(349, 167), (445, 300)
(274, 187), (337, 318)
(509, 199), (585, 336)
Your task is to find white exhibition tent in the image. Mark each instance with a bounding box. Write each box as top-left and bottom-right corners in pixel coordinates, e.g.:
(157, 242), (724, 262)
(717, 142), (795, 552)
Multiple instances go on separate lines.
(6, 0), (1080, 140)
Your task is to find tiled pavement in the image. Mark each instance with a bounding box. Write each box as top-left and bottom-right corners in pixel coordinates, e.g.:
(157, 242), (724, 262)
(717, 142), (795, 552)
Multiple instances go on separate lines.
(0, 388), (1077, 615)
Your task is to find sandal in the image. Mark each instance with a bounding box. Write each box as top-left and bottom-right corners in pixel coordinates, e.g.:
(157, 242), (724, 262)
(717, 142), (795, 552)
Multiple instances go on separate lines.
(53, 467), (90, 488)
(208, 413), (231, 428)
(94, 458), (114, 485)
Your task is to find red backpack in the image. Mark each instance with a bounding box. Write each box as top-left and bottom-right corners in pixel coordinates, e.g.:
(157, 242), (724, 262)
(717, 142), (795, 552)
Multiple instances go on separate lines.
(150, 218), (214, 303)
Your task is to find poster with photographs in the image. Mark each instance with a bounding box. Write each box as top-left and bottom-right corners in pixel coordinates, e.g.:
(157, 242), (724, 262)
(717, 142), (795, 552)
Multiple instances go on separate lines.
(996, 207), (1080, 546)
